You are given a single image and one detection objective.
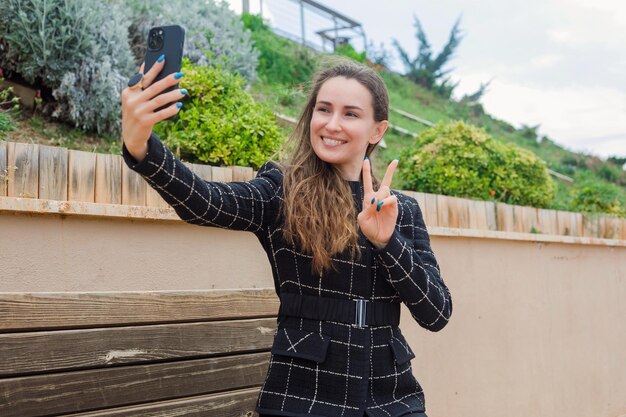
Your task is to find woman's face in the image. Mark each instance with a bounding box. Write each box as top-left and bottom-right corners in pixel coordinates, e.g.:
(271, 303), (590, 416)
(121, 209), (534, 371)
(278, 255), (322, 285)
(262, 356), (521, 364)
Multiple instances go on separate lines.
(310, 76), (387, 181)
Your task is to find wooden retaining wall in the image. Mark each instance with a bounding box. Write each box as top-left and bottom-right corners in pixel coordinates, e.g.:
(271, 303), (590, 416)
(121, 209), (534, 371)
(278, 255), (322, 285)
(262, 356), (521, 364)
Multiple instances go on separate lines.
(1, 140), (624, 240)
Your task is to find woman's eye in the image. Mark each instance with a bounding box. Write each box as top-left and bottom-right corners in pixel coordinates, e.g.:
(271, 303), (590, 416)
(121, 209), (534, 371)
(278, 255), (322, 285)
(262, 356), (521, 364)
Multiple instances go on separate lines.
(316, 107), (330, 113)
(346, 112), (358, 118)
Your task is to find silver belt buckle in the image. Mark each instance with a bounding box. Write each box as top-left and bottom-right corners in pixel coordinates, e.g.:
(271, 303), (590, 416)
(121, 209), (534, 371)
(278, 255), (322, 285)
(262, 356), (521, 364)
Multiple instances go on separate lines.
(354, 299), (368, 328)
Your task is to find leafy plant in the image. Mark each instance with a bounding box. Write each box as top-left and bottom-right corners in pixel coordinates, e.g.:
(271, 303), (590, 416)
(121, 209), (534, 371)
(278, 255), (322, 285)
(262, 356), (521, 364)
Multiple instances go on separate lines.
(154, 59), (284, 169)
(335, 43), (366, 63)
(568, 172), (625, 217)
(0, 74), (21, 138)
(242, 13), (316, 85)
(0, 0), (135, 133)
(128, 0), (258, 82)
(398, 121), (557, 207)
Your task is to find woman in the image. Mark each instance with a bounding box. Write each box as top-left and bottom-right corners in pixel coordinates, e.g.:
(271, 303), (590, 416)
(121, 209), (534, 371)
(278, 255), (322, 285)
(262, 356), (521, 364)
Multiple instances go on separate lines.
(121, 58), (452, 417)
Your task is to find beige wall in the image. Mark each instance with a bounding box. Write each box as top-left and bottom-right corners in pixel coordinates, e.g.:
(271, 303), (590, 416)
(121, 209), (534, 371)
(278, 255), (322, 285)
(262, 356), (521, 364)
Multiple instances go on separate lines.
(1, 207), (625, 417)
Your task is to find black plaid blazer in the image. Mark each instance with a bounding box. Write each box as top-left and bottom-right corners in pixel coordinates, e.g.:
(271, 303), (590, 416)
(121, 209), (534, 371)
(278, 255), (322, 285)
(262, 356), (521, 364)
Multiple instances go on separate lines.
(123, 135), (453, 417)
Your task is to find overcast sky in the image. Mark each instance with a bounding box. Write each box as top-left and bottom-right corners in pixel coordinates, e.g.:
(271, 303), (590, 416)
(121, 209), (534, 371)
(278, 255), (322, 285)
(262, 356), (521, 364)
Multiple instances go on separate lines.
(229, 0), (626, 160)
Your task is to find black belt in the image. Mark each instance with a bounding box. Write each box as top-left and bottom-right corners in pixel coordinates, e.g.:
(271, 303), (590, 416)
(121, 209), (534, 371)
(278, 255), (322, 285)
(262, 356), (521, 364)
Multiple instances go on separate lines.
(279, 293), (401, 328)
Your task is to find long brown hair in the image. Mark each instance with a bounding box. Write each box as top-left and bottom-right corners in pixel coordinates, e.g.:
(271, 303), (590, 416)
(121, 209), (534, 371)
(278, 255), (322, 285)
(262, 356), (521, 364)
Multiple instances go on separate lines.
(280, 59), (389, 275)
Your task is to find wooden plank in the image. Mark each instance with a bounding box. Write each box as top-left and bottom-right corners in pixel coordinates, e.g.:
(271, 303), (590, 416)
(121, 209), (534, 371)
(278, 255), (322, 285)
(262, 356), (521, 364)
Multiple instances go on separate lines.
(68, 150), (96, 202)
(231, 166), (254, 181)
(602, 217), (620, 240)
(451, 197), (470, 229)
(0, 352), (270, 417)
(0, 140), (7, 196)
(436, 195), (449, 227)
(485, 201), (497, 231)
(188, 163), (213, 182)
(95, 153), (122, 204)
(538, 208), (558, 236)
(145, 186), (169, 208)
(496, 203), (514, 232)
(122, 162), (147, 206)
(0, 318), (276, 376)
(468, 200), (488, 230)
(582, 214), (600, 238)
(412, 191), (426, 215)
(38, 145), (68, 201)
(69, 387), (261, 416)
(212, 166), (233, 182)
(557, 210), (576, 236)
(0, 289), (279, 332)
(7, 142), (38, 198)
(421, 193), (438, 227)
(514, 205), (539, 233)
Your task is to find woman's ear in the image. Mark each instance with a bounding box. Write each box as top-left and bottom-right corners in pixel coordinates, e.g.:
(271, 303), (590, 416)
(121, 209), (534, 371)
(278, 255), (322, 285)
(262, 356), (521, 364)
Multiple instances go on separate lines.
(369, 120), (389, 145)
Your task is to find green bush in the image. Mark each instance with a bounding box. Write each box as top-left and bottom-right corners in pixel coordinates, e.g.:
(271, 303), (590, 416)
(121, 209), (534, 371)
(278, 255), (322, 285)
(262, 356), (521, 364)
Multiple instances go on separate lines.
(0, 0), (134, 133)
(335, 43), (367, 63)
(0, 77), (20, 138)
(568, 172), (626, 217)
(398, 121), (557, 207)
(242, 13), (316, 85)
(154, 59), (284, 169)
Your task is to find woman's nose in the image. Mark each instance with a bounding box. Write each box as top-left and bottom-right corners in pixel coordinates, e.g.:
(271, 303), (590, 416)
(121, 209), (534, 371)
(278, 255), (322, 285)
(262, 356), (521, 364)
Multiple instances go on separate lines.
(325, 114), (342, 132)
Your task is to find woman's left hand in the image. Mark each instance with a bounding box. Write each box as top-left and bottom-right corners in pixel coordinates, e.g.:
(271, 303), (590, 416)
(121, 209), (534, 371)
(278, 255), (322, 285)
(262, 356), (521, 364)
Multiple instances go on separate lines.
(358, 158), (399, 249)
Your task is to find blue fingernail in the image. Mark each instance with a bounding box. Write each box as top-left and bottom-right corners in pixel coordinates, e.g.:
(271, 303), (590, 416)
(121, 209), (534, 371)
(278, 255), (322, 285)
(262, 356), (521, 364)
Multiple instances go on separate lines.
(176, 102), (183, 109)
(157, 54), (165, 63)
(376, 201), (384, 212)
(364, 156), (369, 160)
(180, 89), (187, 95)
(174, 72), (184, 79)
(371, 197), (376, 204)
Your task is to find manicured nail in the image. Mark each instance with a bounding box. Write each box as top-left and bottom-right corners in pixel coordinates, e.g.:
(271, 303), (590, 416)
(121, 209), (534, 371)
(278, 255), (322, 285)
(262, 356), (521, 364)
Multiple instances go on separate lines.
(176, 102), (183, 109)
(157, 54), (165, 63)
(174, 72), (184, 79)
(371, 197), (376, 204)
(364, 156), (369, 160)
(376, 201), (384, 212)
(180, 89), (187, 95)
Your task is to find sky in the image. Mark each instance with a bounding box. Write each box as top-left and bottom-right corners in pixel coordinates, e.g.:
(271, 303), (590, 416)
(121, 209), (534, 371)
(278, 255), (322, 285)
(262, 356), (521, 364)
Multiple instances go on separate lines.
(228, 0), (626, 160)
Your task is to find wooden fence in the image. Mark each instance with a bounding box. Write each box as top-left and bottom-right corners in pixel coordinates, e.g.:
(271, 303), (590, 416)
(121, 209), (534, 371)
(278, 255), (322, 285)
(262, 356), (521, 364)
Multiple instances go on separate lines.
(1, 140), (624, 240)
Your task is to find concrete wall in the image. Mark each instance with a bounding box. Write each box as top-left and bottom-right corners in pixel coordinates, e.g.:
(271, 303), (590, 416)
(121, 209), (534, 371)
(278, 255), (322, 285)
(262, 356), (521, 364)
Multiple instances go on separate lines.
(1, 204), (625, 417)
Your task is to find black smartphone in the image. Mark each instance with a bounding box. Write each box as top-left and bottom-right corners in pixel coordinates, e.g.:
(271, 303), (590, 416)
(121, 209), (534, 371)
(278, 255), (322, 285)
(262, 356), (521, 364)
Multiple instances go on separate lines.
(144, 25), (185, 110)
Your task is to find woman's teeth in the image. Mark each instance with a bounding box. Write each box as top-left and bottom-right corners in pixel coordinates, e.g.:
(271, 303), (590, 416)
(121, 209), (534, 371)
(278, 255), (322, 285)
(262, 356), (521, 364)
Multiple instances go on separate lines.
(323, 137), (345, 146)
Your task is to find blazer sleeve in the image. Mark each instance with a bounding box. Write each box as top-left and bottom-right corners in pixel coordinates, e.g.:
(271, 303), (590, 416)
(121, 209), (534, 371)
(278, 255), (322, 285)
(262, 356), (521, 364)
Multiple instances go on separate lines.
(122, 133), (282, 233)
(372, 194), (452, 332)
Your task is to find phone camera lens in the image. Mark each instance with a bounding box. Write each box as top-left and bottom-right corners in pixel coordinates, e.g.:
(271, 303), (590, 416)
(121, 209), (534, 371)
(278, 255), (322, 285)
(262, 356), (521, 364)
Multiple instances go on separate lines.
(148, 28), (164, 50)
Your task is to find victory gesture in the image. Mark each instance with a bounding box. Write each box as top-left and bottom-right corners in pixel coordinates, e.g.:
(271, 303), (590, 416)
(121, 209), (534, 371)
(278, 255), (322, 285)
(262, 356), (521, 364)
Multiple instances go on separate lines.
(358, 158), (399, 249)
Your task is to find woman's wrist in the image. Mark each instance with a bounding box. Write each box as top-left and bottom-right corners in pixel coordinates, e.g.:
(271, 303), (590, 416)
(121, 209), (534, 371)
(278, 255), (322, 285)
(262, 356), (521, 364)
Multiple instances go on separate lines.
(125, 141), (149, 163)
(370, 239), (389, 250)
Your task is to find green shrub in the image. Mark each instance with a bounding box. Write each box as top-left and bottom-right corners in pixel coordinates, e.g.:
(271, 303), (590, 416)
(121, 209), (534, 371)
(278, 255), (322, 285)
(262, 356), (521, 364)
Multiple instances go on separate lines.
(0, 0), (134, 133)
(0, 76), (21, 139)
(335, 43), (367, 63)
(242, 13), (316, 85)
(398, 121), (556, 207)
(568, 172), (626, 217)
(154, 59), (284, 169)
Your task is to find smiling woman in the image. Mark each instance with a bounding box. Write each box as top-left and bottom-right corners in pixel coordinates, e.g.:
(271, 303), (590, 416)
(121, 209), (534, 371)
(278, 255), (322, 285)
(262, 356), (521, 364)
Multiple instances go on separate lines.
(120, 57), (452, 417)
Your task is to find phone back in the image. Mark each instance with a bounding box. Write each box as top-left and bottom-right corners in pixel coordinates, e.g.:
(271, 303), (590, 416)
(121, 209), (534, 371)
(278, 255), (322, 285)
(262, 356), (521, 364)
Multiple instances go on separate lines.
(144, 25), (185, 94)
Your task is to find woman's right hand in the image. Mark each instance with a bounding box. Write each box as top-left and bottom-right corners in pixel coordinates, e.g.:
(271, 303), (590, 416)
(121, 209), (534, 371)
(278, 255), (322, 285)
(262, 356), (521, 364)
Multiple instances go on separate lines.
(121, 58), (186, 162)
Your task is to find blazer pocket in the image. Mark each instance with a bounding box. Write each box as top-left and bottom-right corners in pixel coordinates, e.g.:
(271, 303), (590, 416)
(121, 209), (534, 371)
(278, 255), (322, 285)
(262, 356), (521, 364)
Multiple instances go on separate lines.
(271, 327), (330, 364)
(389, 335), (415, 365)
